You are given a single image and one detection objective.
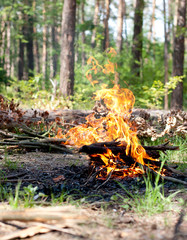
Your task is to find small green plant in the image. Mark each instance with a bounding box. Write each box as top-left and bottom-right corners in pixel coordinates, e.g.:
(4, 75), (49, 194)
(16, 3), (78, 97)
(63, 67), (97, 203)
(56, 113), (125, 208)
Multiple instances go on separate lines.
(22, 185), (38, 208)
(3, 151), (19, 170)
(8, 181), (21, 209)
(8, 183), (48, 208)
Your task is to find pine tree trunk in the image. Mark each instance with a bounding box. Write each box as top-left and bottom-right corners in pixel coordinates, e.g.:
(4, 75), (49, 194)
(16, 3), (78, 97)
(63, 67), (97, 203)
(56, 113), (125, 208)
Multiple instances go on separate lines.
(26, 0), (34, 78)
(18, 38), (24, 80)
(42, 3), (47, 88)
(131, 0), (144, 77)
(52, 26), (58, 77)
(18, 13), (25, 81)
(5, 21), (11, 77)
(49, 26), (54, 79)
(0, 16), (6, 64)
(147, 0), (156, 44)
(81, 2), (86, 66)
(59, 0), (76, 97)
(170, 0), (186, 109)
(91, 0), (100, 48)
(116, 0), (124, 53)
(33, 0), (40, 74)
(103, 0), (110, 50)
(163, 0), (169, 110)
(74, 4), (80, 63)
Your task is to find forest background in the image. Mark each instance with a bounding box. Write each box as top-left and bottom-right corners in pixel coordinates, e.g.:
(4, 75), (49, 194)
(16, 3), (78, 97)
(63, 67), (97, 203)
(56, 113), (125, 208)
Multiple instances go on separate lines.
(0, 0), (186, 111)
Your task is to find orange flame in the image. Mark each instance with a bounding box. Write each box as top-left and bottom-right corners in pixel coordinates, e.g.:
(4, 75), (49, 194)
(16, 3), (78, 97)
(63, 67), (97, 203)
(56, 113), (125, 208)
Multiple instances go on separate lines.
(56, 49), (165, 179)
(64, 85), (156, 166)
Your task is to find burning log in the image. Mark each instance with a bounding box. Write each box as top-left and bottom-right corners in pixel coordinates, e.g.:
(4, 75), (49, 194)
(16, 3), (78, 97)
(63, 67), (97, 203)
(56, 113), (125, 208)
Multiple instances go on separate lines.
(79, 141), (178, 166)
(79, 141), (180, 180)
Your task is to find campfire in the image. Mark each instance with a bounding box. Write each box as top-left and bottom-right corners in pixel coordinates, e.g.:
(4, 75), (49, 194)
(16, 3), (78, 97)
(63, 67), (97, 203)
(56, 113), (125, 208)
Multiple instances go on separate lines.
(57, 85), (178, 180)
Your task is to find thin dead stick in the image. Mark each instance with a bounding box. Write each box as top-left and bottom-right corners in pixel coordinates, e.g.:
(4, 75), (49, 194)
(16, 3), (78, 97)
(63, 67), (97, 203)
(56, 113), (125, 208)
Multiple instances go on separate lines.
(166, 166), (187, 177)
(22, 142), (72, 153)
(138, 163), (187, 185)
(0, 130), (32, 139)
(35, 138), (67, 143)
(96, 169), (114, 190)
(82, 168), (104, 186)
(0, 179), (36, 183)
(160, 175), (187, 185)
(0, 141), (72, 153)
(1, 171), (27, 180)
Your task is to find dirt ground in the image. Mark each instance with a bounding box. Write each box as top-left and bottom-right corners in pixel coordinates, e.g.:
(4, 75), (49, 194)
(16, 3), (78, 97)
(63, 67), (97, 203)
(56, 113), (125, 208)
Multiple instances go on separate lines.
(0, 152), (186, 240)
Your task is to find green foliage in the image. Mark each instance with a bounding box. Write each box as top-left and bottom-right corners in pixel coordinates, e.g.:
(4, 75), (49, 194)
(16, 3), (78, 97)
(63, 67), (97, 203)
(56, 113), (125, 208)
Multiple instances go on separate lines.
(138, 76), (184, 108)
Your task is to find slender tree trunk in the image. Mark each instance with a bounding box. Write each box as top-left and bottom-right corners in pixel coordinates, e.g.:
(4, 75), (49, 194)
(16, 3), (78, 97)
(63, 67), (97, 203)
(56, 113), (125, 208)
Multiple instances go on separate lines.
(131, 0), (144, 78)
(18, 37), (24, 80)
(52, 26), (58, 77)
(33, 0), (40, 74)
(0, 17), (6, 64)
(147, 0), (156, 44)
(33, 27), (40, 73)
(49, 0), (58, 78)
(91, 0), (100, 48)
(74, 4), (80, 63)
(59, 0), (76, 97)
(18, 13), (25, 81)
(103, 0), (110, 50)
(170, 0), (186, 109)
(42, 3), (47, 88)
(5, 21), (11, 77)
(81, 2), (86, 66)
(26, 0), (34, 78)
(116, 0), (124, 53)
(10, 37), (16, 78)
(49, 26), (54, 79)
(163, 0), (169, 110)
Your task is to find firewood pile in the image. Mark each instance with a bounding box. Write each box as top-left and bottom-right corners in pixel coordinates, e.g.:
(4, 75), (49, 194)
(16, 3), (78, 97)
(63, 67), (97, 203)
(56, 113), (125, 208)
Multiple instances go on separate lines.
(0, 95), (71, 153)
(0, 95), (186, 154)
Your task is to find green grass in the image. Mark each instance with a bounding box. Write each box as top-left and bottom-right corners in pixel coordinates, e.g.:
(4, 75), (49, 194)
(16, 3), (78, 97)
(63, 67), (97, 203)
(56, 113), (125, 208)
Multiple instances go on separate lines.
(116, 171), (181, 216)
(3, 151), (19, 170)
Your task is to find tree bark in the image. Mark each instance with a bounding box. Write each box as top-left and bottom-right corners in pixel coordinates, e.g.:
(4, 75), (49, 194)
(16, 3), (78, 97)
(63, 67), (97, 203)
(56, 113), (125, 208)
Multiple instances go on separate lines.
(131, 0), (144, 77)
(49, 0), (58, 78)
(170, 0), (186, 109)
(116, 0), (124, 53)
(42, 3), (47, 88)
(103, 0), (110, 50)
(0, 18), (6, 64)
(163, 0), (169, 110)
(147, 0), (156, 44)
(81, 2), (86, 66)
(91, 0), (100, 48)
(5, 21), (11, 77)
(18, 12), (25, 81)
(26, 0), (34, 78)
(51, 25), (58, 77)
(59, 0), (76, 97)
(33, 0), (40, 74)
